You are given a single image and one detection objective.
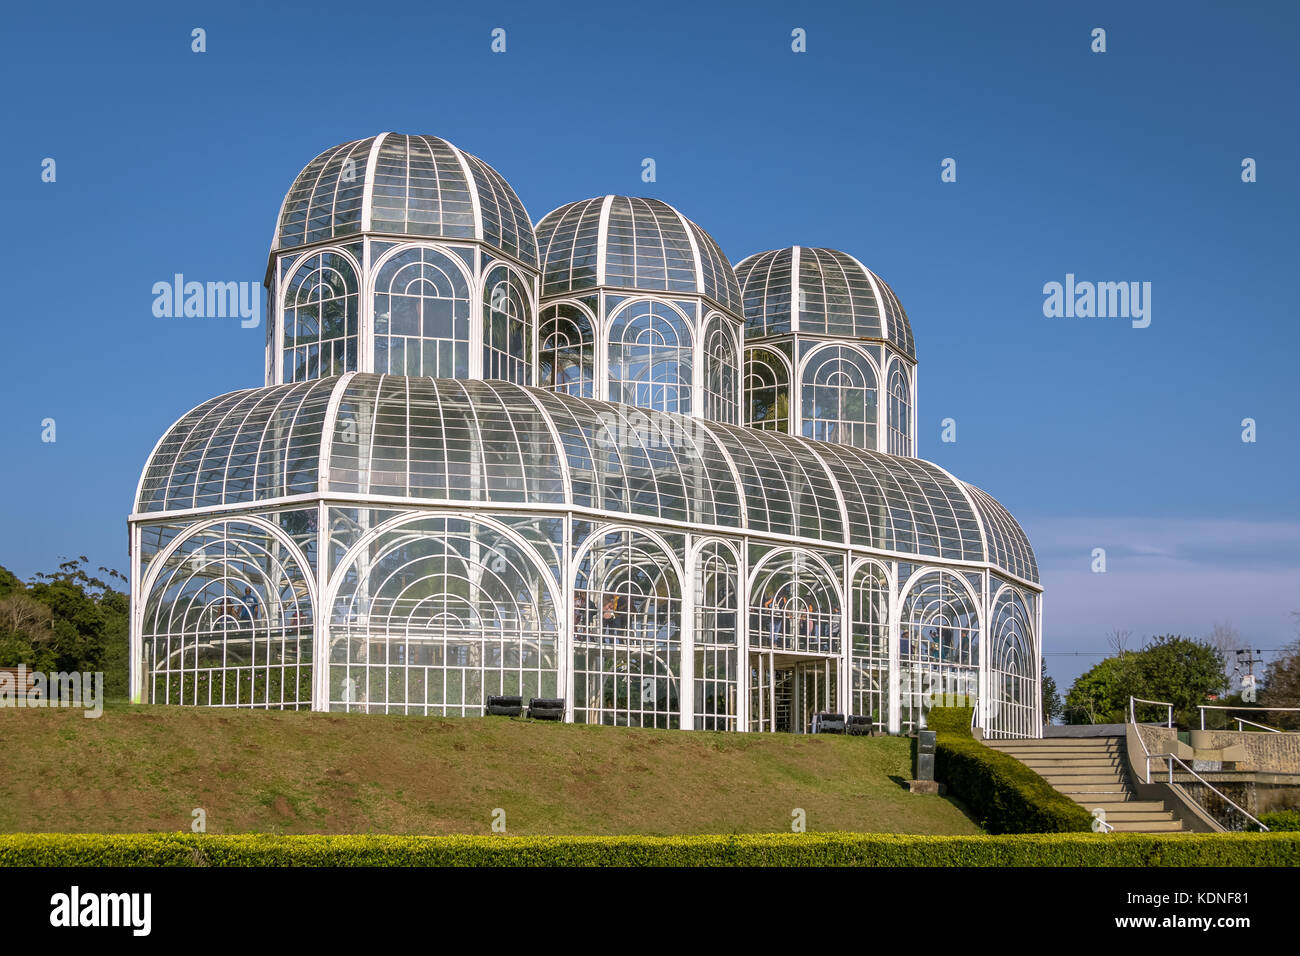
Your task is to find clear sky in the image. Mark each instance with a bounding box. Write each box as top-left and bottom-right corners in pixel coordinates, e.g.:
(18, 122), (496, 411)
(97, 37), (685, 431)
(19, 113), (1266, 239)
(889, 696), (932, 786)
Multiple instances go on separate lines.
(2, 0), (1297, 692)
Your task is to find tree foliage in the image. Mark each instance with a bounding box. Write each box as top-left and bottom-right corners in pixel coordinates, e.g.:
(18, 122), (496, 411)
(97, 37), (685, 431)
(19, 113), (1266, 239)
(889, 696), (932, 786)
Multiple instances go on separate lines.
(0, 558), (128, 698)
(1259, 638), (1300, 730)
(1040, 657), (1063, 724)
(1065, 635), (1224, 727)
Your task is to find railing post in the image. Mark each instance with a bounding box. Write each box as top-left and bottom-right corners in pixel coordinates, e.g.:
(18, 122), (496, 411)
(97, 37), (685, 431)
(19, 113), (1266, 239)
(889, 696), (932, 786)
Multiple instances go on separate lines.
(1167, 705), (1172, 729)
(1200, 707), (1205, 731)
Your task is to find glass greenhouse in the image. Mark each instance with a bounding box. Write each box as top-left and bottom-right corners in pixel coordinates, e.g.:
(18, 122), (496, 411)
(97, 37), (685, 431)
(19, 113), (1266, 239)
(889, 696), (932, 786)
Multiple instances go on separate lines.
(129, 133), (1043, 738)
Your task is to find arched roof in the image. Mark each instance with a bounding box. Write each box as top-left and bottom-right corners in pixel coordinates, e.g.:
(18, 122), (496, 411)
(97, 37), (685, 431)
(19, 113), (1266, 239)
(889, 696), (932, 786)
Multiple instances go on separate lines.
(734, 246), (915, 358)
(534, 196), (742, 315)
(135, 374), (1037, 585)
(271, 133), (539, 269)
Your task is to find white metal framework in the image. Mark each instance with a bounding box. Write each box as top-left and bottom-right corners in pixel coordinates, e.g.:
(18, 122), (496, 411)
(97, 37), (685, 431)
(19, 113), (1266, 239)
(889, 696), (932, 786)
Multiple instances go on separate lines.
(130, 134), (1044, 739)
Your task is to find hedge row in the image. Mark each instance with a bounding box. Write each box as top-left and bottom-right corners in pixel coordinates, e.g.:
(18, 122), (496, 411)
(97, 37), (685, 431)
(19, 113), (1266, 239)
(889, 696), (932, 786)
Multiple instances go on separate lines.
(927, 707), (1095, 834)
(1259, 810), (1300, 832)
(1, 832), (1296, 867)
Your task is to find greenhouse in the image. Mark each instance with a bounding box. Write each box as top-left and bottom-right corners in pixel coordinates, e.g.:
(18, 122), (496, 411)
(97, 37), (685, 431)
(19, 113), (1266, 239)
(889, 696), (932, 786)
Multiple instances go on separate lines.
(129, 133), (1043, 738)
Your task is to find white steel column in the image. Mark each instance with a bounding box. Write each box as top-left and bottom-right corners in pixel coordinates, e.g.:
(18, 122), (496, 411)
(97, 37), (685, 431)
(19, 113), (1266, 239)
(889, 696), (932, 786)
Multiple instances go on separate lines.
(468, 248), (484, 380)
(888, 564), (901, 734)
(312, 498), (329, 711)
(977, 569), (989, 733)
(128, 522), (143, 704)
(680, 534), (695, 729)
(736, 542), (750, 732)
(840, 560), (851, 716)
(563, 517), (576, 723)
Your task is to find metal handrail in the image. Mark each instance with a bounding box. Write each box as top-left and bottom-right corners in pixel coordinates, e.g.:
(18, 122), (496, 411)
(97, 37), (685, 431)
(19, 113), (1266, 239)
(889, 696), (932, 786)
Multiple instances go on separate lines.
(1236, 717), (1281, 733)
(1199, 704), (1300, 730)
(1129, 696), (1174, 727)
(1144, 752), (1269, 831)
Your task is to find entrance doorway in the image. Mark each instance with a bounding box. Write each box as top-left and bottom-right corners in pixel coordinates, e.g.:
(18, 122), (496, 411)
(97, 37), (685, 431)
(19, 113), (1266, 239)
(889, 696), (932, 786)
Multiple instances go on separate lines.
(749, 652), (837, 733)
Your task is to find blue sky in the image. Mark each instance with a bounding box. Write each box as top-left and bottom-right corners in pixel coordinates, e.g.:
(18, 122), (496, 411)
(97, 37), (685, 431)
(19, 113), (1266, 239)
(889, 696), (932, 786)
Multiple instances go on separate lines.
(2, 0), (1297, 691)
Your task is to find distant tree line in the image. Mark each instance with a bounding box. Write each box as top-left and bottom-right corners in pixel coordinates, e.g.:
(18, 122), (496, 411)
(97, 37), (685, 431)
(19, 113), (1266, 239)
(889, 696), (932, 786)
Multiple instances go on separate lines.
(1055, 625), (1300, 730)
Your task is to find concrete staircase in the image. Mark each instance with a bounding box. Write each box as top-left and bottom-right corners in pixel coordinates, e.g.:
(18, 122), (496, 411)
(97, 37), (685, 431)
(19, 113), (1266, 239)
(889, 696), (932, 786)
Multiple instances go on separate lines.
(985, 735), (1186, 833)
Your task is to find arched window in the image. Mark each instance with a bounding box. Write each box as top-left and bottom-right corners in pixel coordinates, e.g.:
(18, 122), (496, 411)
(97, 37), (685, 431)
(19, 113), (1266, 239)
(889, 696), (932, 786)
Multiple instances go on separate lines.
(142, 519), (314, 708)
(373, 247), (471, 378)
(573, 529), (681, 729)
(608, 300), (693, 415)
(888, 361), (913, 456)
(749, 551), (841, 657)
(899, 569), (979, 732)
(329, 516), (558, 716)
(801, 346), (877, 450)
(538, 303), (594, 397)
(483, 265), (532, 385)
(282, 251), (358, 383)
(694, 541), (738, 730)
(988, 586), (1036, 738)
(702, 316), (739, 425)
(851, 562), (890, 733)
(745, 347), (790, 433)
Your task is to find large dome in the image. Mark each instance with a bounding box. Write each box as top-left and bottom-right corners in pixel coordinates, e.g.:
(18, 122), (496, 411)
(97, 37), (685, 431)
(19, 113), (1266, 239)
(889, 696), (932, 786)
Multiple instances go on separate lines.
(535, 196), (742, 314)
(735, 246), (914, 357)
(271, 133), (538, 268)
(135, 373), (1037, 584)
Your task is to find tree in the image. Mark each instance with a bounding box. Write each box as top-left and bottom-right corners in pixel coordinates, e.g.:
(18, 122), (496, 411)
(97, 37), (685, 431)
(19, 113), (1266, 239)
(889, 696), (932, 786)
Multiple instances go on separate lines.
(0, 594), (58, 670)
(1065, 634), (1224, 727)
(1041, 657), (1063, 724)
(1137, 635), (1225, 727)
(1259, 638), (1300, 730)
(0, 559), (129, 699)
(1065, 653), (1141, 724)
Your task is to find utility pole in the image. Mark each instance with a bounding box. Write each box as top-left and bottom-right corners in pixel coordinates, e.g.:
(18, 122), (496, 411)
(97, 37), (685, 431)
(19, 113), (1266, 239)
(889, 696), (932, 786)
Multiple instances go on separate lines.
(1234, 647), (1264, 702)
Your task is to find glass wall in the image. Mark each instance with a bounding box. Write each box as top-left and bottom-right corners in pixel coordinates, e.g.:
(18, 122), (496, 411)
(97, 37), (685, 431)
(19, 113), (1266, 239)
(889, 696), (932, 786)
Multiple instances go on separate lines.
(608, 299), (694, 415)
(327, 516), (558, 715)
(538, 302), (595, 397)
(141, 518), (314, 708)
(887, 361), (913, 457)
(749, 549), (841, 656)
(850, 560), (890, 732)
(693, 540), (739, 730)
(801, 345), (878, 450)
(988, 583), (1037, 738)
(373, 246), (471, 378)
(573, 529), (681, 728)
(898, 568), (980, 732)
(482, 264), (531, 384)
(282, 251), (359, 383)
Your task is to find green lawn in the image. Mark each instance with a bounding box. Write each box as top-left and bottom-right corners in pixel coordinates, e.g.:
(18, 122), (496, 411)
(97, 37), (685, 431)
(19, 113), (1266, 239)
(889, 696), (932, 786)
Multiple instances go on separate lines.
(0, 705), (979, 836)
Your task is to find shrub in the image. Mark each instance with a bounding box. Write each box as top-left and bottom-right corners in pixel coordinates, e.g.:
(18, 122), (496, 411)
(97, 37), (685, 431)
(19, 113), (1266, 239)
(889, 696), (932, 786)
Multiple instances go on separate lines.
(925, 706), (974, 735)
(927, 706), (1091, 834)
(1258, 809), (1300, 832)
(0, 832), (1295, 867)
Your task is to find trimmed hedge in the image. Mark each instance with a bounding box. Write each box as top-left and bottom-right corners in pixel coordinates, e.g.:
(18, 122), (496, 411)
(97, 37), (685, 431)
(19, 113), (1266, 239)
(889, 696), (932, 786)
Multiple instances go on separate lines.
(926, 706), (976, 735)
(0, 832), (1296, 867)
(1259, 810), (1300, 832)
(927, 706), (1093, 834)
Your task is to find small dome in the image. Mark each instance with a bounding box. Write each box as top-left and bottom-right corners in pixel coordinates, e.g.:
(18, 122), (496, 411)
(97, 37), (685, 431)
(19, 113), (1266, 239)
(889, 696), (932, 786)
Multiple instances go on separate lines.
(271, 133), (538, 268)
(535, 196), (741, 314)
(735, 246), (914, 357)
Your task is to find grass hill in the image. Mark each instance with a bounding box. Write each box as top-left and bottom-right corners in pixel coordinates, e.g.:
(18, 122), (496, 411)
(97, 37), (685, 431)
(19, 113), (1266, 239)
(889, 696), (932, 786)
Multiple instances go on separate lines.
(0, 705), (979, 836)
